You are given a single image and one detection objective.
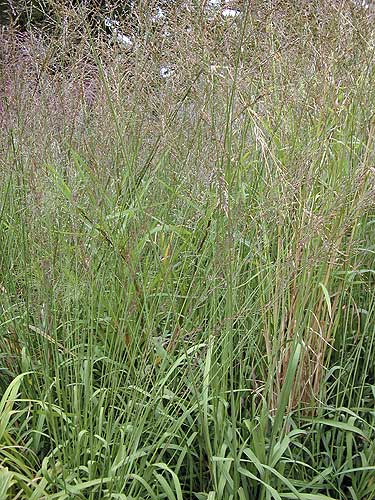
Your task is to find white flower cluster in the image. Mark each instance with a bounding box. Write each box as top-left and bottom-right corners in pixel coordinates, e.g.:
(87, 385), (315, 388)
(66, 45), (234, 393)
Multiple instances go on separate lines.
(160, 66), (175, 79)
(207, 0), (241, 18)
(105, 17), (133, 49)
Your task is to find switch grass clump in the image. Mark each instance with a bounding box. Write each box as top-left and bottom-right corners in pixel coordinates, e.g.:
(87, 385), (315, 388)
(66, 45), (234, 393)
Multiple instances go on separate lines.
(1, 1), (375, 498)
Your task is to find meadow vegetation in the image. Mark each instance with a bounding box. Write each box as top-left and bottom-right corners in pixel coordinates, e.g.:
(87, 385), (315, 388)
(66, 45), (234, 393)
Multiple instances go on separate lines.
(1, 1), (375, 498)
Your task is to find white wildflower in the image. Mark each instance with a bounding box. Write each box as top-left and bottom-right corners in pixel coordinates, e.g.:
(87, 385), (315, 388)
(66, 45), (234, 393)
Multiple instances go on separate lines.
(105, 17), (119, 29)
(152, 6), (165, 22)
(116, 33), (133, 48)
(160, 66), (174, 79)
(222, 8), (241, 17)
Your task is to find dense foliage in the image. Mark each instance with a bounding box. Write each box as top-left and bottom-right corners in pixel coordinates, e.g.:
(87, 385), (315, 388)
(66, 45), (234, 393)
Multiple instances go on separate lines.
(1, 1), (375, 499)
